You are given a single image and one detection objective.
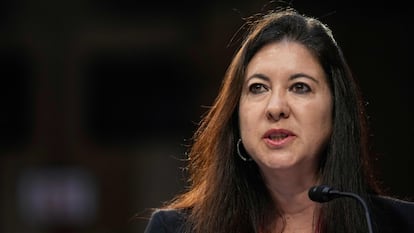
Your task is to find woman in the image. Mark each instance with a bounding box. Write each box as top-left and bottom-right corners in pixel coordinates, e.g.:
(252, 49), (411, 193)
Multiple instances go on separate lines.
(143, 7), (414, 233)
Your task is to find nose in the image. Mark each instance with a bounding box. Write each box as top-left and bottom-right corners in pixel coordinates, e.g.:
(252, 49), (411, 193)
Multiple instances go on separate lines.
(266, 91), (290, 121)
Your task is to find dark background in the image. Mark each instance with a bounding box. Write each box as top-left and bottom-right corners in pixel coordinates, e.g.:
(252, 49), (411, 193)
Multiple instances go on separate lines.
(1, 1), (413, 233)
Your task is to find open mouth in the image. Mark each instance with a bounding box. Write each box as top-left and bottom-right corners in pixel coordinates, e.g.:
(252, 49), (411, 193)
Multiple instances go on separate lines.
(268, 133), (289, 141)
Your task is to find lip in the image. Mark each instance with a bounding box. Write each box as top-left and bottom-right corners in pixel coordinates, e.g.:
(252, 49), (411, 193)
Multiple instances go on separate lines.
(263, 128), (296, 148)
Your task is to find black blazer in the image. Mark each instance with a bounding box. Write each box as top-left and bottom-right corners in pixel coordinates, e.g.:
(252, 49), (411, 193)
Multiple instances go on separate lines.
(144, 196), (414, 233)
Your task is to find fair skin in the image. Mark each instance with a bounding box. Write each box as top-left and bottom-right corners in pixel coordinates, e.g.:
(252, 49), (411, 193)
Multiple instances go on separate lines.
(238, 40), (333, 232)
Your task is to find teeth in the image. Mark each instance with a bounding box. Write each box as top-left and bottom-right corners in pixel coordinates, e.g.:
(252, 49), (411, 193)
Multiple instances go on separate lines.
(269, 134), (287, 140)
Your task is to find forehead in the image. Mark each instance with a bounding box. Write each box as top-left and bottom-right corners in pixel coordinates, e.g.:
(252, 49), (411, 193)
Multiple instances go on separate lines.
(246, 41), (325, 79)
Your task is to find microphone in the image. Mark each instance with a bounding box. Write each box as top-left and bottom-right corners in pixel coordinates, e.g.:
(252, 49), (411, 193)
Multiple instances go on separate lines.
(308, 185), (374, 233)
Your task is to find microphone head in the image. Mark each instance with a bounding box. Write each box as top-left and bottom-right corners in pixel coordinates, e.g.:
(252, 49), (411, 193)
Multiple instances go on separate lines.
(308, 185), (337, 203)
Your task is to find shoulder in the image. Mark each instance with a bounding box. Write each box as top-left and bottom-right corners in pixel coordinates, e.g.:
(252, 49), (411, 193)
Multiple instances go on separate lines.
(144, 209), (187, 233)
(371, 195), (414, 233)
(372, 195), (414, 215)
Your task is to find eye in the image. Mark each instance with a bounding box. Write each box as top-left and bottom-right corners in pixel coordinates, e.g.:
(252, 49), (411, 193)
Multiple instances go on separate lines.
(290, 82), (311, 94)
(248, 83), (268, 94)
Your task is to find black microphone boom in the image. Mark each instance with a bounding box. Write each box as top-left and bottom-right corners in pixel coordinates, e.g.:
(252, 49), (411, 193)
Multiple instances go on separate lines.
(308, 185), (374, 233)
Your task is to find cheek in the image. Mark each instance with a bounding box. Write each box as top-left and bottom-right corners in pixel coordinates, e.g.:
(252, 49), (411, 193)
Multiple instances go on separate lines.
(304, 101), (333, 142)
(238, 100), (258, 135)
(238, 103), (250, 133)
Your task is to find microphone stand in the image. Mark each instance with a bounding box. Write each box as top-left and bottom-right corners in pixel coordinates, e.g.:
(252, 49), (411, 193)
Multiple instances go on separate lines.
(328, 190), (374, 233)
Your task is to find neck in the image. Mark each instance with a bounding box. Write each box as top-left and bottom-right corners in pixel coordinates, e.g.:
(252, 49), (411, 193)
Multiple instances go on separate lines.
(259, 164), (321, 232)
(271, 186), (320, 233)
(261, 168), (319, 214)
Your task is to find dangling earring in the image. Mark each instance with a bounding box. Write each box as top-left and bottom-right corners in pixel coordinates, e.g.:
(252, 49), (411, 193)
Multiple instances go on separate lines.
(236, 138), (252, 162)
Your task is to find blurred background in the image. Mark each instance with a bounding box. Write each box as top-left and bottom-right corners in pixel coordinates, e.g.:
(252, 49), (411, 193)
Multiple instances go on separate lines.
(1, 0), (413, 233)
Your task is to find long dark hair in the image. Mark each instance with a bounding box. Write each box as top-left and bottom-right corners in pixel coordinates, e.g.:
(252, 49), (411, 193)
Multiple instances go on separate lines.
(164, 7), (380, 233)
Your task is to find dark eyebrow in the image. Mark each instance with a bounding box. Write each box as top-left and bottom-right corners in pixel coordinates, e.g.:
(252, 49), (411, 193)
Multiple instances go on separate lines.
(246, 73), (270, 83)
(246, 73), (320, 83)
(291, 73), (319, 84)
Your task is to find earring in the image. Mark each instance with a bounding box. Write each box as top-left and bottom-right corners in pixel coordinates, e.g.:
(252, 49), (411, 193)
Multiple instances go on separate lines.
(236, 138), (252, 162)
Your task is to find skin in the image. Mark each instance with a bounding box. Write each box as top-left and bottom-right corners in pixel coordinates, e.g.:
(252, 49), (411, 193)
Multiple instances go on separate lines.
(238, 40), (333, 231)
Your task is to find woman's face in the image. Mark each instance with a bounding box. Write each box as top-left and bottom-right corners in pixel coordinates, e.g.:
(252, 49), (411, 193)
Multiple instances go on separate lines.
(238, 41), (333, 175)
